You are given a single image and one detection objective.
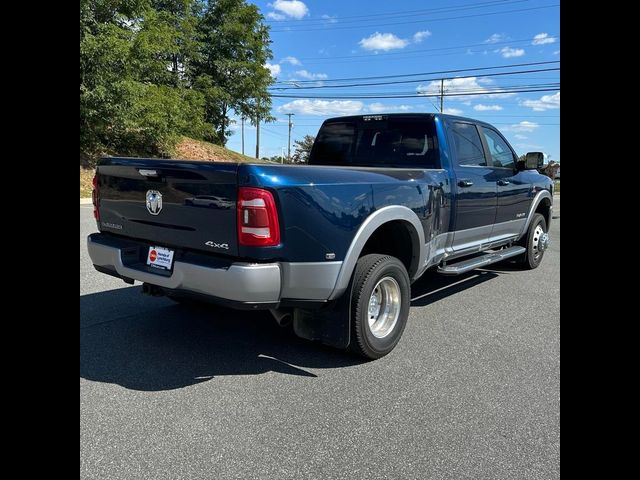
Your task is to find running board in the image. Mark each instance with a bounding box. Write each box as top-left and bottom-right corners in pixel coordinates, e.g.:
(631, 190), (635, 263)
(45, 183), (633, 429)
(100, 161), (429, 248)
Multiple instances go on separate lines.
(437, 246), (526, 275)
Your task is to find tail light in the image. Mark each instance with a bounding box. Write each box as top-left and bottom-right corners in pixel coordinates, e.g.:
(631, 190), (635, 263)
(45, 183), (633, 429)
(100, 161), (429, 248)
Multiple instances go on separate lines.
(92, 174), (100, 223)
(237, 187), (280, 247)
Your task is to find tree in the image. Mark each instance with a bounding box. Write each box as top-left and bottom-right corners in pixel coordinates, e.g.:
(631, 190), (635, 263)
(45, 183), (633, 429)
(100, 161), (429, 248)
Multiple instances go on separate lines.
(80, 0), (210, 161)
(79, 0), (275, 161)
(291, 135), (315, 163)
(194, 0), (274, 146)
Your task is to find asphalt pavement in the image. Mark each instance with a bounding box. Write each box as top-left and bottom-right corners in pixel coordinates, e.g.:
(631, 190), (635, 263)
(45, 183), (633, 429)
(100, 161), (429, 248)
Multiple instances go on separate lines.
(80, 198), (560, 479)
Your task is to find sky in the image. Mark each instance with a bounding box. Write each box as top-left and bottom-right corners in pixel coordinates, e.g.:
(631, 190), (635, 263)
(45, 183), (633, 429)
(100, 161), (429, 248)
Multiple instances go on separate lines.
(226, 0), (560, 162)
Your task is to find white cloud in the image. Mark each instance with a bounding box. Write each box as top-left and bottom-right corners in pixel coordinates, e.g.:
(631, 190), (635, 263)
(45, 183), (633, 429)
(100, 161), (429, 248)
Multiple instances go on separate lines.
(516, 143), (543, 149)
(265, 63), (281, 77)
(277, 99), (364, 116)
(321, 14), (337, 24)
(359, 32), (409, 51)
(520, 91), (560, 111)
(514, 134), (528, 140)
(366, 103), (412, 113)
(485, 33), (506, 44)
(294, 70), (328, 80)
(413, 30), (432, 43)
(499, 46), (525, 58)
(268, 1), (309, 20)
(443, 107), (463, 115)
(416, 77), (516, 101)
(503, 121), (540, 133)
(532, 33), (556, 45)
(553, 49), (560, 55)
(280, 56), (301, 66)
(473, 104), (503, 111)
(266, 12), (285, 20)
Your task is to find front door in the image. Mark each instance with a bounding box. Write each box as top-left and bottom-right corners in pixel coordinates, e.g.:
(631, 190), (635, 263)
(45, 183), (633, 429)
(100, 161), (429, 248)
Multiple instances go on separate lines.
(478, 125), (531, 241)
(447, 120), (497, 252)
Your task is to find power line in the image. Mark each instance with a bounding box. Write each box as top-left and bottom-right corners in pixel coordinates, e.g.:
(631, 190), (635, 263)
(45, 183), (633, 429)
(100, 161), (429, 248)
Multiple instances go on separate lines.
(265, 0), (519, 24)
(272, 82), (561, 97)
(270, 67), (560, 91)
(269, 4), (560, 33)
(273, 60), (560, 84)
(288, 35), (557, 62)
(271, 86), (560, 100)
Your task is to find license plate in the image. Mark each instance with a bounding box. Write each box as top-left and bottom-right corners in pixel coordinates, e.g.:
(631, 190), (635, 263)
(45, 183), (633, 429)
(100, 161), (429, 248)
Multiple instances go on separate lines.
(146, 246), (174, 271)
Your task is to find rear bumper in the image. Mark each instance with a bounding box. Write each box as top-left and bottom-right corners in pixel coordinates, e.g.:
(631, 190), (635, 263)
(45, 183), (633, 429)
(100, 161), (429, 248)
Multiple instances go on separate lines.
(87, 233), (343, 308)
(87, 234), (281, 306)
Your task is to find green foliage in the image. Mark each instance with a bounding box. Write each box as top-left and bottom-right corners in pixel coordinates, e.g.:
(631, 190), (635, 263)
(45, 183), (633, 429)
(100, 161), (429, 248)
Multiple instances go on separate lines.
(193, 0), (274, 145)
(292, 135), (316, 163)
(80, 0), (273, 163)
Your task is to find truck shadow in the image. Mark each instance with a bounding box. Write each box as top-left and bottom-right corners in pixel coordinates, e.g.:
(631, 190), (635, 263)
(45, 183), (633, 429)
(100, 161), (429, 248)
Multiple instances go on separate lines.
(80, 286), (355, 391)
(410, 269), (499, 306)
(80, 267), (503, 392)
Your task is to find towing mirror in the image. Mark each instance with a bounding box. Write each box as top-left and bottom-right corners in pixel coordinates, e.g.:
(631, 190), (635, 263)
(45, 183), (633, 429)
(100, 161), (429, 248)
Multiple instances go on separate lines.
(517, 152), (544, 171)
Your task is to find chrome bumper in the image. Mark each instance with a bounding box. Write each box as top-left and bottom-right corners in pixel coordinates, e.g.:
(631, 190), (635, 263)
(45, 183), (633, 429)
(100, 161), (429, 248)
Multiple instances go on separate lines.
(87, 236), (281, 304)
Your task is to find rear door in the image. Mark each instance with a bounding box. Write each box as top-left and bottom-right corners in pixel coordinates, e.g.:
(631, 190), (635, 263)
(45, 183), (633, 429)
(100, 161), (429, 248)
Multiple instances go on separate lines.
(478, 126), (531, 241)
(96, 158), (240, 256)
(447, 120), (497, 252)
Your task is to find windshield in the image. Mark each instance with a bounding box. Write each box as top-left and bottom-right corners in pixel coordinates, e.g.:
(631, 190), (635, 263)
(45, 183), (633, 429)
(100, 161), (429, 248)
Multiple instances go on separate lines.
(309, 117), (439, 168)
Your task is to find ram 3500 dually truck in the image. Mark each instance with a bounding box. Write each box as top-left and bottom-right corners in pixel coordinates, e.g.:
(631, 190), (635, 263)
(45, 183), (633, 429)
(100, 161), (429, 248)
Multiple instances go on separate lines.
(88, 113), (553, 359)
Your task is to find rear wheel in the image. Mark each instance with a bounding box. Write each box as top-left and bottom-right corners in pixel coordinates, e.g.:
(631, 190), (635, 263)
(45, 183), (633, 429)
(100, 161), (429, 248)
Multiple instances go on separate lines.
(518, 213), (549, 269)
(349, 254), (411, 359)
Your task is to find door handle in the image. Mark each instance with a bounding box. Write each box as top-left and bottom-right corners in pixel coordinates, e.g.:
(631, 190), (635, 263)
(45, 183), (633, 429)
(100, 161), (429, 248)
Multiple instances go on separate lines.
(497, 179), (510, 186)
(458, 179), (473, 188)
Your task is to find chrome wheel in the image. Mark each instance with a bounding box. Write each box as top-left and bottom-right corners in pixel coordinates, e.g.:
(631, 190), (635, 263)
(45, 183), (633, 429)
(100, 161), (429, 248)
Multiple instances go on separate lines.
(367, 276), (401, 339)
(532, 224), (548, 260)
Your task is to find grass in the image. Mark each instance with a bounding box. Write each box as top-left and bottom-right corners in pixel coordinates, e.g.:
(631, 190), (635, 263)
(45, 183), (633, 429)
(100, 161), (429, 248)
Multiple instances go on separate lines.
(172, 136), (260, 163)
(80, 137), (261, 198)
(80, 166), (95, 198)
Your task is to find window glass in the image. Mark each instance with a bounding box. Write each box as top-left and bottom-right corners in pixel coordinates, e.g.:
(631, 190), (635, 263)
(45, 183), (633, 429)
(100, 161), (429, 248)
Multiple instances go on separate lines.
(450, 122), (486, 166)
(309, 122), (356, 165)
(309, 118), (439, 168)
(482, 127), (516, 169)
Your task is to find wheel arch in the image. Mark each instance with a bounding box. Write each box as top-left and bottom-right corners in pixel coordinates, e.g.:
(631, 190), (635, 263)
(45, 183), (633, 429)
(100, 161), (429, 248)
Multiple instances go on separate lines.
(517, 189), (553, 240)
(328, 206), (425, 300)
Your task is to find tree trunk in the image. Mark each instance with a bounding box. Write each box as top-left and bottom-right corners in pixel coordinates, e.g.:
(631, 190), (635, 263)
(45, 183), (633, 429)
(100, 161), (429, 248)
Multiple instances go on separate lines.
(220, 103), (227, 146)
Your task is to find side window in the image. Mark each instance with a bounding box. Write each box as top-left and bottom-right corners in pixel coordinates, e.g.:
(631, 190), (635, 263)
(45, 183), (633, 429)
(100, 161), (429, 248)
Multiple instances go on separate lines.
(481, 127), (516, 169)
(450, 122), (487, 166)
(355, 121), (438, 168)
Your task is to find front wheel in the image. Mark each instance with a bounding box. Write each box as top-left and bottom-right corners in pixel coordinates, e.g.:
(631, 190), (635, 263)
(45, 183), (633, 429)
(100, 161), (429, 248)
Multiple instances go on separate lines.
(349, 254), (411, 359)
(518, 213), (549, 269)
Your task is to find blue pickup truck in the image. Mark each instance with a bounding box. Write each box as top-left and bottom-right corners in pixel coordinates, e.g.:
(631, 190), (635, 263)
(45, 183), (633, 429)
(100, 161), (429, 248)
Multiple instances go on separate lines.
(88, 113), (553, 359)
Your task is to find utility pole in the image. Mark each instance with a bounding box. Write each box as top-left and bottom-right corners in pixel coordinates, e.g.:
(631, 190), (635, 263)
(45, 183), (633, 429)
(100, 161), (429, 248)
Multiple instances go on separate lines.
(241, 117), (245, 155)
(439, 78), (444, 113)
(286, 113), (295, 162)
(255, 99), (260, 159)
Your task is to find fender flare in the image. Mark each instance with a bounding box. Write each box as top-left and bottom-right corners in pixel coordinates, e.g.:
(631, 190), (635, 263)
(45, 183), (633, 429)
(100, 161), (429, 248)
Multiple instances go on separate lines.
(517, 189), (553, 240)
(327, 205), (425, 300)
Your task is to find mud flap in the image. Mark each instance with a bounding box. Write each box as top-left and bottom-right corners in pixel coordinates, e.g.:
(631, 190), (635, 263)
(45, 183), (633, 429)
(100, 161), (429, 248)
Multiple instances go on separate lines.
(292, 293), (351, 349)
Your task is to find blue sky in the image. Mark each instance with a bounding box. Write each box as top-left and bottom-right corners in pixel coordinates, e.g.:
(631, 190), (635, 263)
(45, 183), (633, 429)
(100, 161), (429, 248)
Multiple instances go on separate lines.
(227, 0), (560, 162)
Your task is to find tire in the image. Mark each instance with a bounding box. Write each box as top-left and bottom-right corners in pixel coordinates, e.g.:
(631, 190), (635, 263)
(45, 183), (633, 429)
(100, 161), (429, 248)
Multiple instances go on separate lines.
(348, 254), (411, 360)
(517, 213), (548, 270)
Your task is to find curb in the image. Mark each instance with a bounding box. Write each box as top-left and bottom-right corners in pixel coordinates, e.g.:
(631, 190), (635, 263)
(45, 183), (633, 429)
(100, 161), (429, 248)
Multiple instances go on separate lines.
(80, 198), (92, 204)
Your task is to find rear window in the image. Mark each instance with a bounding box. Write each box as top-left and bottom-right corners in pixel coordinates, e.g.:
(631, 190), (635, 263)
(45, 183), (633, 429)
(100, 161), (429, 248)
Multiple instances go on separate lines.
(309, 117), (439, 168)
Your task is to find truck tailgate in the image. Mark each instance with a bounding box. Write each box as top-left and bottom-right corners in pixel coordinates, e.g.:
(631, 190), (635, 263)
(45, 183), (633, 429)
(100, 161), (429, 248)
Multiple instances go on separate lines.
(96, 158), (239, 257)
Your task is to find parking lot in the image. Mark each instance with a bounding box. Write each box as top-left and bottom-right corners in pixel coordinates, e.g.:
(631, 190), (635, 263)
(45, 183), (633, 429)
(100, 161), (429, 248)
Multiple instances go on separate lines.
(80, 198), (559, 479)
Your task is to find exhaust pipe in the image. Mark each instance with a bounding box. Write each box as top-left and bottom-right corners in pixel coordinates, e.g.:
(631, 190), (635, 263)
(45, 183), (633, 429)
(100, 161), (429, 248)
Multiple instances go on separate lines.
(142, 283), (165, 297)
(269, 309), (292, 327)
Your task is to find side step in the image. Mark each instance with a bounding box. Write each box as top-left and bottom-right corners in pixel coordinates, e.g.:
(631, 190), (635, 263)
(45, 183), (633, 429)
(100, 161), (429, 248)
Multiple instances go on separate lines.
(437, 246), (526, 275)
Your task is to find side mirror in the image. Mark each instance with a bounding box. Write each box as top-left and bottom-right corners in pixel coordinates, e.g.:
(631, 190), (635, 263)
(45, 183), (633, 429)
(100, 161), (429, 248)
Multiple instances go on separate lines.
(517, 152), (544, 171)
